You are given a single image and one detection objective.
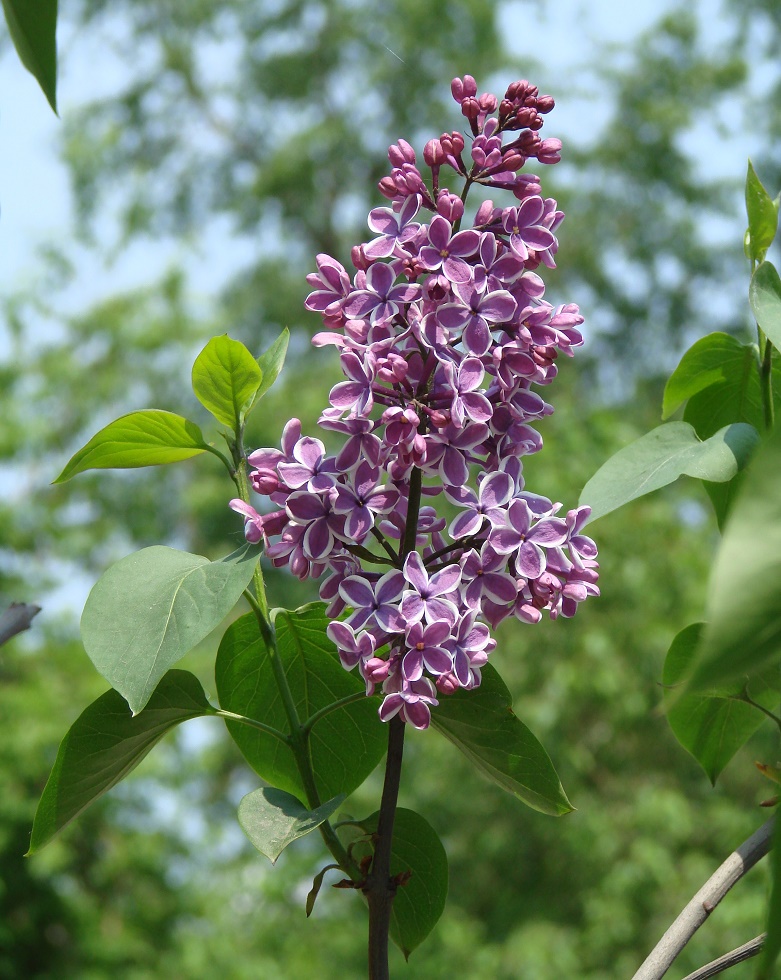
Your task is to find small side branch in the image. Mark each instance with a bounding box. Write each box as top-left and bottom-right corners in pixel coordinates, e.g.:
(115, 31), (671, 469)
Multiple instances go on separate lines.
(680, 934), (766, 980)
(631, 817), (775, 980)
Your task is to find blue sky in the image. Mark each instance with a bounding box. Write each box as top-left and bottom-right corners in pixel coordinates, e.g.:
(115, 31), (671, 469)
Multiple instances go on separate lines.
(1, 0), (695, 307)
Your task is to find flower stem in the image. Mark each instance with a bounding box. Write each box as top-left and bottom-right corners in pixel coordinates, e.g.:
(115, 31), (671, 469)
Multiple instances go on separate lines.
(366, 715), (406, 980)
(759, 334), (775, 431)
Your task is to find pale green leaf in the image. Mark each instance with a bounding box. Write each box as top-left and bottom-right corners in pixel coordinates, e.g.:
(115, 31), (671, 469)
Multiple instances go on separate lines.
(81, 544), (257, 714)
(579, 422), (760, 524)
(238, 787), (344, 864)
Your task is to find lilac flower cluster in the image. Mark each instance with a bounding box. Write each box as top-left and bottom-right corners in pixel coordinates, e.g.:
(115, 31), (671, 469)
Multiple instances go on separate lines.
(231, 75), (599, 730)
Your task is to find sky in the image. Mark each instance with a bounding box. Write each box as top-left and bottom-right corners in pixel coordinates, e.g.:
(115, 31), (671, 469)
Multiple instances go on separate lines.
(0, 0), (690, 309)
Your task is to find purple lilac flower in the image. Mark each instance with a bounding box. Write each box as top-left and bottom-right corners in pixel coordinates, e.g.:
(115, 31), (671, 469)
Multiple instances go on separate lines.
(233, 73), (599, 730)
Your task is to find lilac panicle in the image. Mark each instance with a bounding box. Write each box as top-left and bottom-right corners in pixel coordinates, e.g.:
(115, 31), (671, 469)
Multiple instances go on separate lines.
(234, 74), (599, 729)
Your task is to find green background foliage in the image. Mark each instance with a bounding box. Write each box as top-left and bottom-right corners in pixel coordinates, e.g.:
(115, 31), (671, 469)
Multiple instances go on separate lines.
(3, 0), (781, 976)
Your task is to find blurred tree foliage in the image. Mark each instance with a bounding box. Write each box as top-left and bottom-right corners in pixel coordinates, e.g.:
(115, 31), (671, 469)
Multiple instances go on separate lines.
(2, 0), (781, 976)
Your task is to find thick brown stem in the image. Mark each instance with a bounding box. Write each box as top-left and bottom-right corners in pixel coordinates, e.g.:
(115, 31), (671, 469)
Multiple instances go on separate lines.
(366, 715), (406, 980)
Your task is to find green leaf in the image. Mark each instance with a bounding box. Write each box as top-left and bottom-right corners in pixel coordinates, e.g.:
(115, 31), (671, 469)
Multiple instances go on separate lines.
(662, 333), (759, 422)
(237, 787), (345, 864)
(745, 161), (778, 264)
(685, 425), (781, 691)
(54, 410), (208, 483)
(750, 262), (781, 355)
(358, 808), (448, 958)
(431, 663), (573, 816)
(579, 422), (760, 524)
(663, 624), (781, 784)
(254, 328), (290, 403)
(759, 816), (781, 979)
(28, 670), (215, 853)
(215, 605), (386, 802)
(191, 335), (263, 428)
(1, 0), (58, 113)
(81, 544), (257, 714)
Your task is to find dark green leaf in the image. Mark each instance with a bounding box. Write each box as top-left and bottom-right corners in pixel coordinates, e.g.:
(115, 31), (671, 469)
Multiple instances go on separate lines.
(431, 663), (573, 816)
(254, 328), (290, 404)
(759, 816), (781, 978)
(191, 335), (263, 427)
(28, 670), (215, 853)
(686, 425), (781, 691)
(745, 161), (778, 264)
(579, 422), (760, 524)
(662, 333), (758, 421)
(215, 605), (386, 802)
(1, 0), (58, 113)
(81, 544), (257, 714)
(54, 410), (208, 483)
(750, 262), (781, 355)
(358, 808), (448, 958)
(237, 787), (344, 864)
(663, 624), (781, 784)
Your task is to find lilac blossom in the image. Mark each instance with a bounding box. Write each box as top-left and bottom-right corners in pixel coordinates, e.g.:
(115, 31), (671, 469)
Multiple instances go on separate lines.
(231, 72), (599, 730)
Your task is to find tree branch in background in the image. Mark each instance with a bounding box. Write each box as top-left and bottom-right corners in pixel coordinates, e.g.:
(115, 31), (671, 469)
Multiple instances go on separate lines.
(680, 934), (766, 980)
(0, 603), (41, 647)
(631, 818), (775, 980)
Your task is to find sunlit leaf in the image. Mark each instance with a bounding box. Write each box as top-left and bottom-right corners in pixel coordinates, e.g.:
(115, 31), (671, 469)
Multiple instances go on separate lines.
(663, 623), (781, 784)
(579, 422), (759, 524)
(54, 410), (208, 483)
(358, 808), (448, 959)
(1, 0), (58, 113)
(82, 544), (257, 714)
(238, 787), (344, 864)
(750, 262), (781, 355)
(431, 663), (573, 815)
(686, 426), (781, 691)
(191, 335), (263, 427)
(662, 333), (759, 422)
(745, 161), (778, 264)
(254, 328), (290, 403)
(29, 671), (215, 853)
(215, 605), (386, 803)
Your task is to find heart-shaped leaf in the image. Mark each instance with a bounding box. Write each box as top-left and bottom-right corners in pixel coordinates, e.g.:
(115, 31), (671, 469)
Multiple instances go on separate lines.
(238, 787), (345, 863)
(82, 544), (257, 714)
(663, 623), (781, 784)
(29, 670), (215, 853)
(55, 410), (208, 483)
(358, 808), (448, 959)
(215, 605), (386, 803)
(431, 662), (573, 816)
(192, 335), (263, 427)
(579, 422), (760, 524)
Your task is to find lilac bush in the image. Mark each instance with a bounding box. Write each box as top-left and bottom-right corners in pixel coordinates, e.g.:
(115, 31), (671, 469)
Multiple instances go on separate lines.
(231, 74), (599, 729)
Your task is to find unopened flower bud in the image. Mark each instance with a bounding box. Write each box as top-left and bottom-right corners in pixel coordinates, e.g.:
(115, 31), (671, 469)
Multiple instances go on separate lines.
(536, 138), (562, 164)
(436, 189), (464, 223)
(436, 672), (460, 695)
(479, 93), (498, 113)
(461, 97), (480, 120)
(536, 95), (555, 113)
(424, 138), (446, 166)
(388, 138), (416, 167)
